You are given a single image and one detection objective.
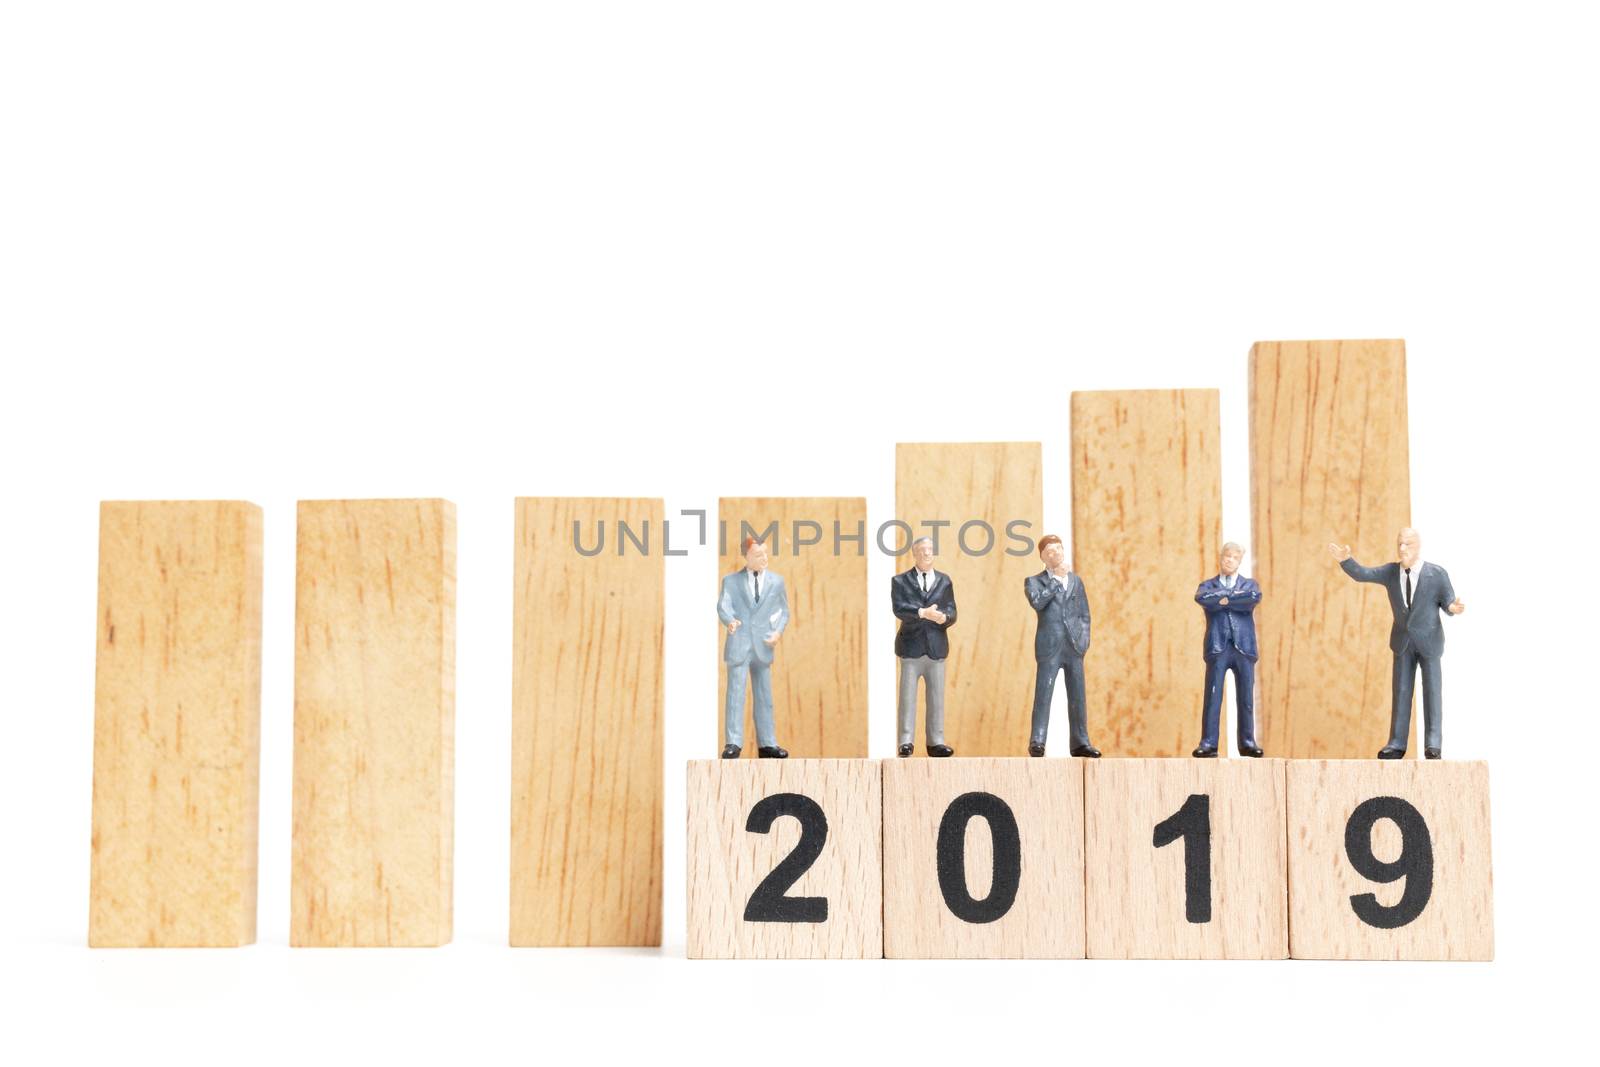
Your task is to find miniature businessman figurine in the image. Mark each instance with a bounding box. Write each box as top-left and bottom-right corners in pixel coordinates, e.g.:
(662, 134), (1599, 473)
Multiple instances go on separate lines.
(1329, 528), (1464, 759)
(1193, 542), (1264, 758)
(1024, 535), (1100, 758)
(718, 536), (790, 758)
(891, 536), (957, 757)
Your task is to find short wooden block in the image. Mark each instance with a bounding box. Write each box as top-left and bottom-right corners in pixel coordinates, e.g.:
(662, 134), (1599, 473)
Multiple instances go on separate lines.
(895, 442), (1043, 756)
(1085, 759), (1287, 959)
(717, 497), (868, 758)
(89, 501), (263, 947)
(511, 497), (663, 946)
(883, 758), (1085, 958)
(291, 499), (456, 947)
(686, 759), (882, 958)
(1288, 760), (1493, 960)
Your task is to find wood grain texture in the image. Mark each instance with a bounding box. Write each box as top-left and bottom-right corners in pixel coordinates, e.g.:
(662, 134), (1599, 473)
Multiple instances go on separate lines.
(291, 499), (455, 946)
(717, 498), (867, 758)
(883, 758), (1085, 958)
(1085, 758), (1287, 959)
(1071, 390), (1222, 756)
(511, 498), (663, 946)
(895, 443), (1042, 756)
(686, 759), (882, 958)
(1249, 340), (1413, 758)
(89, 501), (263, 947)
(1287, 760), (1493, 960)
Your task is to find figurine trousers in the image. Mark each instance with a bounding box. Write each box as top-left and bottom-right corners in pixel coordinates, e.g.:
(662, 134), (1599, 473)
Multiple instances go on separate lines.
(724, 659), (776, 749)
(1030, 652), (1090, 750)
(1200, 648), (1258, 750)
(896, 654), (946, 747)
(1389, 646), (1443, 753)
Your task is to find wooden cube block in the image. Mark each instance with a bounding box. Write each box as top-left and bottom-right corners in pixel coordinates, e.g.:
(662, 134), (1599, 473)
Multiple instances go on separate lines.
(686, 759), (881, 958)
(883, 758), (1084, 958)
(89, 501), (263, 947)
(1288, 760), (1493, 960)
(1086, 758), (1287, 959)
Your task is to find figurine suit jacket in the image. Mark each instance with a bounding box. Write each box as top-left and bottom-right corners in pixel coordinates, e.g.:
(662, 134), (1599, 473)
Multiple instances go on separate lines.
(1194, 575), (1261, 661)
(1025, 570), (1091, 663)
(1339, 558), (1457, 658)
(717, 569), (789, 667)
(891, 567), (957, 660)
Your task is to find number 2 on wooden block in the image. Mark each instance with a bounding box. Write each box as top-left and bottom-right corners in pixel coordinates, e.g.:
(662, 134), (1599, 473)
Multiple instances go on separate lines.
(743, 793), (829, 923)
(1152, 793), (1212, 924)
(1344, 796), (1434, 929)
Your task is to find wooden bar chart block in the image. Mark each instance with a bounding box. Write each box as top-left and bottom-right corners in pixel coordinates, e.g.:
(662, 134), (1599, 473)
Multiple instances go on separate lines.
(883, 758), (1085, 958)
(1288, 760), (1493, 960)
(291, 499), (455, 946)
(1249, 340), (1413, 758)
(89, 501), (263, 947)
(686, 760), (882, 958)
(511, 498), (663, 946)
(1071, 390), (1222, 756)
(895, 443), (1042, 756)
(1085, 759), (1287, 959)
(716, 498), (867, 758)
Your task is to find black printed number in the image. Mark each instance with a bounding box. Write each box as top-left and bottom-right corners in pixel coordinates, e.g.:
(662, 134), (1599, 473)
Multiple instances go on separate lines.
(1152, 793), (1212, 924)
(936, 792), (1023, 924)
(1344, 796), (1434, 929)
(743, 793), (829, 923)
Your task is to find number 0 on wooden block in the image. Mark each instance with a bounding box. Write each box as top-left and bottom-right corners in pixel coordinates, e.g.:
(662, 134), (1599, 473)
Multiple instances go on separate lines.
(1287, 760), (1493, 960)
(883, 758), (1085, 958)
(1085, 759), (1288, 959)
(686, 760), (882, 958)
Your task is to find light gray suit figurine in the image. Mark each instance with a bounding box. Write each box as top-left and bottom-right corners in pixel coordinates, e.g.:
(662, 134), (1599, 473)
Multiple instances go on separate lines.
(1329, 528), (1465, 759)
(718, 535), (789, 759)
(1024, 534), (1100, 758)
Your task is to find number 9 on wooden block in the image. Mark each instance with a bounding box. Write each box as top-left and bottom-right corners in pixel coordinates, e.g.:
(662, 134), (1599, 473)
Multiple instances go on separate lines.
(1287, 760), (1493, 960)
(882, 758), (1085, 958)
(686, 760), (882, 958)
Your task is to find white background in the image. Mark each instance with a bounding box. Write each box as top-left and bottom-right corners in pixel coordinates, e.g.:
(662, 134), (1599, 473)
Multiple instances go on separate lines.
(3, 2), (1595, 1063)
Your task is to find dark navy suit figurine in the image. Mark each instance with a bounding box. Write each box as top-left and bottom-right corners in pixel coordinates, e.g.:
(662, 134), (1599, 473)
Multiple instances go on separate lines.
(1193, 542), (1264, 758)
(1329, 528), (1465, 760)
(891, 536), (957, 758)
(1023, 534), (1100, 758)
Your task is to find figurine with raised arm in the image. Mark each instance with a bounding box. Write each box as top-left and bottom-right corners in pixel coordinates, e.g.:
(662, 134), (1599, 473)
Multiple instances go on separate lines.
(1193, 542), (1264, 758)
(892, 535), (957, 758)
(1328, 528), (1464, 759)
(718, 536), (789, 758)
(1024, 535), (1100, 758)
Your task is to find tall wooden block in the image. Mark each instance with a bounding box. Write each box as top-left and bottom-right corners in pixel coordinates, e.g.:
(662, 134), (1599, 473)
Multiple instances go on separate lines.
(1249, 340), (1412, 758)
(1085, 759), (1287, 959)
(895, 443), (1042, 756)
(716, 498), (867, 758)
(1071, 390), (1222, 756)
(291, 499), (455, 947)
(883, 758), (1085, 958)
(686, 760), (882, 958)
(511, 497), (663, 946)
(1288, 760), (1493, 960)
(89, 501), (263, 947)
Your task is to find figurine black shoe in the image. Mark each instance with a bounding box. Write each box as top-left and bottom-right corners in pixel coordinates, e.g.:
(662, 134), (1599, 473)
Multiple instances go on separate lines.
(720, 744), (741, 759)
(927, 744), (955, 757)
(1377, 746), (1406, 759)
(1192, 745), (1219, 758)
(1239, 741), (1264, 758)
(1028, 742), (1046, 757)
(757, 745), (788, 759)
(1425, 747), (1441, 760)
(897, 743), (913, 758)
(1070, 744), (1102, 758)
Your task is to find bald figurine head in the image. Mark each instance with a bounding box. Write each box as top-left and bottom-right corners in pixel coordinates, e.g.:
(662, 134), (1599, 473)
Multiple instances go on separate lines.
(1396, 528), (1421, 570)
